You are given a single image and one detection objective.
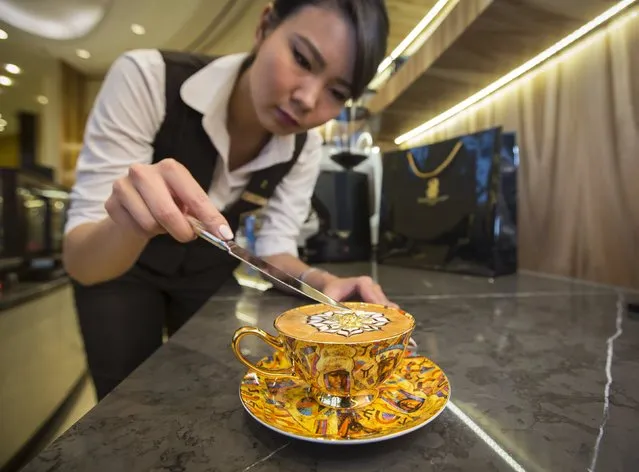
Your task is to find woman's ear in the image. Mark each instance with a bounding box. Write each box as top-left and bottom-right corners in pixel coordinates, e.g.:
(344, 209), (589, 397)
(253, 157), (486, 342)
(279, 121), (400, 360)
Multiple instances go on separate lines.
(255, 2), (276, 47)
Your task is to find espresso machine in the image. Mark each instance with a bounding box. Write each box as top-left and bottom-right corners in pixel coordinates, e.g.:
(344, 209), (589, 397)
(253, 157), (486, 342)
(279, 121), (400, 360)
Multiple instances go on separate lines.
(299, 100), (383, 263)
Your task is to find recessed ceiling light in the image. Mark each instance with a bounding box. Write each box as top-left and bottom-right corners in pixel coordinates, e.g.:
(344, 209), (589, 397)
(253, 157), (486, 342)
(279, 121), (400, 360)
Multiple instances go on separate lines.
(37, 95), (49, 105)
(4, 64), (21, 74)
(0, 29), (7, 40)
(0, 75), (13, 86)
(131, 23), (146, 35)
(76, 49), (91, 59)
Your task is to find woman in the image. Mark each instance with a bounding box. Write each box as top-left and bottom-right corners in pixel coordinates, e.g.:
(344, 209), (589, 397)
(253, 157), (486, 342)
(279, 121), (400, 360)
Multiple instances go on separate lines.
(63, 0), (394, 400)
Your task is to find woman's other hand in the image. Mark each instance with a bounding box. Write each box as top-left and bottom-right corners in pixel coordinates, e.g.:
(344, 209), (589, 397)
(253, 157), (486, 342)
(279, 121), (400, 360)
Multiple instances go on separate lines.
(322, 276), (398, 308)
(322, 275), (416, 352)
(106, 158), (234, 242)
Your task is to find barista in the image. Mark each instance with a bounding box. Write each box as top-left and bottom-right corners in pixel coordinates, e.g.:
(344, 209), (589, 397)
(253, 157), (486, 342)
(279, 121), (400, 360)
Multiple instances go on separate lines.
(62, 0), (395, 400)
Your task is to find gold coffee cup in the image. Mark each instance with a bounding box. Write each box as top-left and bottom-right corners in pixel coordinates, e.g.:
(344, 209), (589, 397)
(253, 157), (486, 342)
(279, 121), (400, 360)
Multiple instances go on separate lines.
(232, 302), (415, 409)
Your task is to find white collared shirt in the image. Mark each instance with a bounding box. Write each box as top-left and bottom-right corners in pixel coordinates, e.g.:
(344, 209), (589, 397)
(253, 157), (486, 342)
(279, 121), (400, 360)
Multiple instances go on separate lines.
(65, 49), (323, 257)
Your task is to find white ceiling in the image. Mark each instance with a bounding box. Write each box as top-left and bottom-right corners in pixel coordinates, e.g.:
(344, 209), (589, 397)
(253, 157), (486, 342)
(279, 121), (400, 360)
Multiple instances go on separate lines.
(0, 0), (112, 40)
(0, 0), (267, 76)
(0, 0), (268, 135)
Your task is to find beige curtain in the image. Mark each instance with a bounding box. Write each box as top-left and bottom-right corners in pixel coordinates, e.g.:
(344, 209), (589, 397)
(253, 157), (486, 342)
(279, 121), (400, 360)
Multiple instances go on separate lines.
(409, 13), (639, 290)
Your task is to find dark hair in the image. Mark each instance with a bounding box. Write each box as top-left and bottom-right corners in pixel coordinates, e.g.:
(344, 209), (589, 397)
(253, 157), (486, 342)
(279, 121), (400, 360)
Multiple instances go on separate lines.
(269, 0), (389, 99)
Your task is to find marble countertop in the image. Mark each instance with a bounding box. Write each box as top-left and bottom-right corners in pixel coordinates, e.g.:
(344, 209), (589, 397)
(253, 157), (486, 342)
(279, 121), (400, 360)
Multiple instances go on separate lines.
(20, 263), (639, 472)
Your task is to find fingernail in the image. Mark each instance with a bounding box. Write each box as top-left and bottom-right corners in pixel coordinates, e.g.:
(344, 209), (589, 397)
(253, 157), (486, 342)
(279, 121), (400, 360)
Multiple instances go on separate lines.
(219, 224), (234, 240)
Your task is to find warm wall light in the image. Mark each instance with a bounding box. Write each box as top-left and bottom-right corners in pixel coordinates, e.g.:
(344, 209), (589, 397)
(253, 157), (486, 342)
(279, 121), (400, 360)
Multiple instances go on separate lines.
(4, 63), (21, 74)
(395, 0), (638, 146)
(76, 49), (91, 59)
(37, 95), (49, 105)
(131, 23), (146, 35)
(0, 29), (7, 40)
(0, 75), (13, 86)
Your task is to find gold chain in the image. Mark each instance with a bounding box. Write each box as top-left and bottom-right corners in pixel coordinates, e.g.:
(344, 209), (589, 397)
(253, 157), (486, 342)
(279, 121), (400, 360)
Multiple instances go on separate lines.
(406, 141), (463, 179)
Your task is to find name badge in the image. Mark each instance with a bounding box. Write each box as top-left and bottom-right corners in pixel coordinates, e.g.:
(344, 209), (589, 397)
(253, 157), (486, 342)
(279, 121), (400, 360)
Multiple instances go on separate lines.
(240, 191), (269, 207)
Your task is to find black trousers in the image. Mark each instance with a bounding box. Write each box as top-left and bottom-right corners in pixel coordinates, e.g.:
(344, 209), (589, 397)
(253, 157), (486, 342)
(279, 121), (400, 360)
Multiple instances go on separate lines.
(72, 263), (234, 401)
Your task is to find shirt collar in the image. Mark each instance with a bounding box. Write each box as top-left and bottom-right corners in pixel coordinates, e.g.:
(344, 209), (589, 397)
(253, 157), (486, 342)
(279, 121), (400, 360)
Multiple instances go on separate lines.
(180, 52), (248, 115)
(179, 52), (295, 167)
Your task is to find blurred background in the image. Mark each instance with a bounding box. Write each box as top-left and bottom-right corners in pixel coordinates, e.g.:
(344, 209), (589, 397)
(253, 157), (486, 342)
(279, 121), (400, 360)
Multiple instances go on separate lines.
(0, 0), (637, 470)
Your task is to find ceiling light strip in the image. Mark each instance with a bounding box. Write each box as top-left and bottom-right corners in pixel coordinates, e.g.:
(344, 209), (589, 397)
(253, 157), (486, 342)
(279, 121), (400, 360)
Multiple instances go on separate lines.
(369, 0), (458, 91)
(402, 0), (460, 58)
(395, 0), (638, 146)
(376, 0), (454, 74)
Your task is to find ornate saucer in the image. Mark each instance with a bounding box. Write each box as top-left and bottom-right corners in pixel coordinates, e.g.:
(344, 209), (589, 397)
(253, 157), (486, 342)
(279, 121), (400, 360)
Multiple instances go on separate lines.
(239, 351), (451, 444)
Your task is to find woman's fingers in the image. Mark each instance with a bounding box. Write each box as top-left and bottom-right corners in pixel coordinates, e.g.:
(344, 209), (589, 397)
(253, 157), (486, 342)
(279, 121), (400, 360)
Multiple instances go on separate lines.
(323, 276), (399, 309)
(128, 162), (194, 242)
(356, 277), (398, 307)
(158, 159), (234, 240)
(356, 277), (380, 303)
(372, 282), (394, 306)
(327, 276), (396, 306)
(111, 177), (161, 236)
(109, 159), (232, 244)
(355, 276), (391, 305)
(105, 192), (152, 239)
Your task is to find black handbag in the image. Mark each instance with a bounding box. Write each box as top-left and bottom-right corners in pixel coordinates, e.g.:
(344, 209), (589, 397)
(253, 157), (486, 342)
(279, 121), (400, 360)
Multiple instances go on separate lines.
(377, 126), (518, 277)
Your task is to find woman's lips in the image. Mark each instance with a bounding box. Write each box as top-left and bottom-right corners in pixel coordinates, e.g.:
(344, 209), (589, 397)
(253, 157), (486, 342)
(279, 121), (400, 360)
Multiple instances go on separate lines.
(275, 107), (300, 128)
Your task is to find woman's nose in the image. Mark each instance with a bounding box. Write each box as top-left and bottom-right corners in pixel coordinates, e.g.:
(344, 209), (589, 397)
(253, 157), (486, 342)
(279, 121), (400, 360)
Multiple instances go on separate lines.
(291, 79), (323, 112)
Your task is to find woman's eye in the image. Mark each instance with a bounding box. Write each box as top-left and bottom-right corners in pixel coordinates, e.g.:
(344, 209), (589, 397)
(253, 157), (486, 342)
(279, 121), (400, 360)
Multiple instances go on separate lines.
(331, 89), (349, 102)
(293, 48), (312, 70)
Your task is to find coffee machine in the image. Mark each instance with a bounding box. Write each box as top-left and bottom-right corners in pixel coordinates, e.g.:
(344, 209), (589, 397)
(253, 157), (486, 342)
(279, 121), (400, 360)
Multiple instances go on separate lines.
(299, 102), (383, 263)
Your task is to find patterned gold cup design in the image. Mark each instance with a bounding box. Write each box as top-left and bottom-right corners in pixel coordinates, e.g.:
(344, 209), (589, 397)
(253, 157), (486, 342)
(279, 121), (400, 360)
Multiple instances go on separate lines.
(231, 302), (415, 409)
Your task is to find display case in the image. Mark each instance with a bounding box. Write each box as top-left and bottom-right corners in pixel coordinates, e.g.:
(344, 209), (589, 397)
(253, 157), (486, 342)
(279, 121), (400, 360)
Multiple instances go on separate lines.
(0, 167), (70, 281)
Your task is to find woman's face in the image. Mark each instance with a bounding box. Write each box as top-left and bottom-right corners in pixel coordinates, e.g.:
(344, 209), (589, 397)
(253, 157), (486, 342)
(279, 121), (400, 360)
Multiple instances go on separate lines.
(249, 5), (356, 135)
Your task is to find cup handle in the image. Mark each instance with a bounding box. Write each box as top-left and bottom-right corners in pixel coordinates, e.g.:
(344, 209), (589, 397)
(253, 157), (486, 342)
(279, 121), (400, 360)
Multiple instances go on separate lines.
(232, 327), (296, 378)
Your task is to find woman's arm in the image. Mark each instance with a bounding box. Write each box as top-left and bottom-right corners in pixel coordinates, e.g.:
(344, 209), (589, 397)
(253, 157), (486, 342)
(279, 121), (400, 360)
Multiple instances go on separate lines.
(66, 157), (233, 286)
(263, 252), (395, 306)
(62, 51), (164, 285)
(63, 51), (232, 285)
(254, 130), (333, 290)
(262, 253), (338, 291)
(255, 132), (395, 306)
(63, 218), (149, 286)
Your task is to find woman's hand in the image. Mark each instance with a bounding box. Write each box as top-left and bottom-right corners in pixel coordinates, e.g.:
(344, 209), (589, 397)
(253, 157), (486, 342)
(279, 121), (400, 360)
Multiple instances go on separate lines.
(322, 276), (398, 308)
(322, 276), (416, 352)
(105, 158), (234, 242)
